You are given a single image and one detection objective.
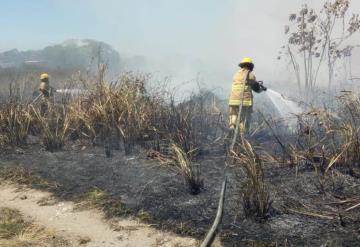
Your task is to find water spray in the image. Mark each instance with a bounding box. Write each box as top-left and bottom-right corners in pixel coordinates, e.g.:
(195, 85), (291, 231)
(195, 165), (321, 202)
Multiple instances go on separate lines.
(264, 88), (304, 130)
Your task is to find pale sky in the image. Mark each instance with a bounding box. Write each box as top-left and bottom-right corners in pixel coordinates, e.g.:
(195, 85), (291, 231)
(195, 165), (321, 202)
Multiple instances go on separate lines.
(1, 0), (359, 91)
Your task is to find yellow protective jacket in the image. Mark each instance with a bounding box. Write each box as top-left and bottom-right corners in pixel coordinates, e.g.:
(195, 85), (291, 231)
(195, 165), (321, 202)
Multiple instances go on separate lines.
(39, 81), (54, 100)
(228, 68), (257, 106)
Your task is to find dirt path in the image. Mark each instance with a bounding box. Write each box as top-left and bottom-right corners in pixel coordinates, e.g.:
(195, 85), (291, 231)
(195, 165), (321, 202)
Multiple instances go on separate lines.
(0, 184), (200, 247)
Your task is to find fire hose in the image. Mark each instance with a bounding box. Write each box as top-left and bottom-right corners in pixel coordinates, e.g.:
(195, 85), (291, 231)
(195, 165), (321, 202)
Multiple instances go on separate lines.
(199, 177), (227, 247)
(200, 76), (266, 247)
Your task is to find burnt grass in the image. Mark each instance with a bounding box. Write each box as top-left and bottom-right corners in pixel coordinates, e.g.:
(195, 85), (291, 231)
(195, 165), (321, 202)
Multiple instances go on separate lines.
(1, 140), (360, 247)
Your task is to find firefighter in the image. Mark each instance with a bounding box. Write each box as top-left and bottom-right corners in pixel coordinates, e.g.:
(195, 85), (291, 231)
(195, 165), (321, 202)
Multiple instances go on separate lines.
(38, 73), (54, 115)
(228, 58), (266, 134)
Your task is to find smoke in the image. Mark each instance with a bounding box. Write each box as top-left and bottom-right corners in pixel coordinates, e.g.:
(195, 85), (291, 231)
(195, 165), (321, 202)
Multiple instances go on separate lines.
(78, 0), (360, 92)
(2, 0), (360, 95)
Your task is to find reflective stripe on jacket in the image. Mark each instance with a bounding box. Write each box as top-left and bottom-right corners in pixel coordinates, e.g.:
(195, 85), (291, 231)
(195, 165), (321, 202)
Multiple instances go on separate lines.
(228, 68), (256, 106)
(39, 81), (54, 100)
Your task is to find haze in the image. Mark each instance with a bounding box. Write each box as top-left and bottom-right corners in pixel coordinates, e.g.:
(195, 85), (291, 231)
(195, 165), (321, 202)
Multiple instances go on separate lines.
(1, 0), (360, 92)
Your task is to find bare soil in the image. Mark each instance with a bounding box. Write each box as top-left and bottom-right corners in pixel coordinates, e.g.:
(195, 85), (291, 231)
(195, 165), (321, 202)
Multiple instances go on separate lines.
(0, 184), (199, 247)
(1, 140), (360, 246)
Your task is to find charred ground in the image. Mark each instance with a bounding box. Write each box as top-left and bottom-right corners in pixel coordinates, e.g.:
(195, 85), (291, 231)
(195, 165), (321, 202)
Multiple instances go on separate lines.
(1, 72), (360, 246)
(1, 138), (359, 246)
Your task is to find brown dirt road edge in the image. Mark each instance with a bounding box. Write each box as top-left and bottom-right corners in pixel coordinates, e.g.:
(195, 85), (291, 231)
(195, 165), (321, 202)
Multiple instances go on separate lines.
(0, 183), (206, 247)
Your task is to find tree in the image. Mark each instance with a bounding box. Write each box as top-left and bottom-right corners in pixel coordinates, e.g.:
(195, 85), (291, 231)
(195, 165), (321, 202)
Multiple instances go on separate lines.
(281, 0), (360, 102)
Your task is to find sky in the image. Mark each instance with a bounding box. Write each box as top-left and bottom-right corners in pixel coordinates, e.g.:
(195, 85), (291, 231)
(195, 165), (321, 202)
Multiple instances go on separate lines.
(1, 0), (360, 93)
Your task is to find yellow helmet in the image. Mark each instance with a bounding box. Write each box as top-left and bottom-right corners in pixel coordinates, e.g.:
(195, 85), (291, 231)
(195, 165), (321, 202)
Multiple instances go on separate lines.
(40, 73), (49, 81)
(240, 57), (253, 65)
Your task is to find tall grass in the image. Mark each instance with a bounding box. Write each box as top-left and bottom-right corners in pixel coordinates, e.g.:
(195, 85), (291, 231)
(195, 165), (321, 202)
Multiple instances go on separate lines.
(30, 104), (71, 151)
(232, 139), (272, 220)
(257, 90), (360, 179)
(0, 103), (31, 147)
(2, 71), (360, 179)
(71, 73), (169, 154)
(0, 71), (224, 160)
(291, 93), (360, 174)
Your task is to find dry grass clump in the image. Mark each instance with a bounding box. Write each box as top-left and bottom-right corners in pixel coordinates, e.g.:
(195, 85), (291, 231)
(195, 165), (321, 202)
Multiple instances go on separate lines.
(163, 90), (224, 155)
(71, 73), (168, 154)
(171, 144), (203, 195)
(0, 100), (71, 152)
(232, 139), (272, 221)
(257, 91), (360, 177)
(336, 93), (360, 169)
(148, 143), (204, 194)
(30, 104), (71, 151)
(0, 103), (31, 148)
(0, 207), (26, 239)
(290, 92), (360, 175)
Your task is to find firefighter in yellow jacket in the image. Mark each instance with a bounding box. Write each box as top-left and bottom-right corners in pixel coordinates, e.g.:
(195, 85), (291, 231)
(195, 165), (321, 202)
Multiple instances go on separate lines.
(228, 58), (266, 134)
(38, 73), (54, 115)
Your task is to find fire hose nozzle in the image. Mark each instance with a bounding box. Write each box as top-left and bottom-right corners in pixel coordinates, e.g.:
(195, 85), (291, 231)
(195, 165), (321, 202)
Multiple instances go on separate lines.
(258, 81), (267, 91)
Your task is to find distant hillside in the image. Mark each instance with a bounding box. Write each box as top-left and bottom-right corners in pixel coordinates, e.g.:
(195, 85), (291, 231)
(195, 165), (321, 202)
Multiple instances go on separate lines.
(0, 39), (122, 74)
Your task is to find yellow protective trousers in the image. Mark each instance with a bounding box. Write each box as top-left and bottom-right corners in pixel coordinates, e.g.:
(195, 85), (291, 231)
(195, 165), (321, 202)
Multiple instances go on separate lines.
(228, 105), (253, 134)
